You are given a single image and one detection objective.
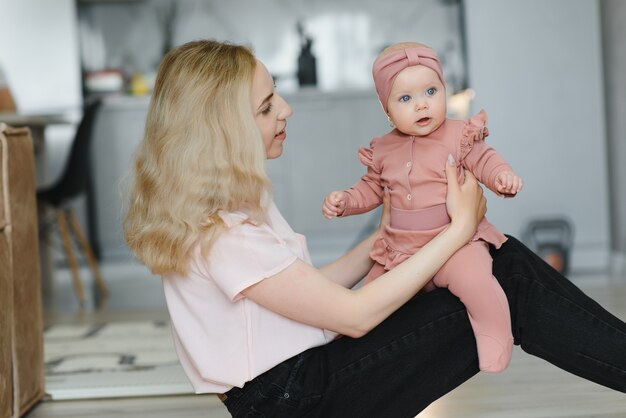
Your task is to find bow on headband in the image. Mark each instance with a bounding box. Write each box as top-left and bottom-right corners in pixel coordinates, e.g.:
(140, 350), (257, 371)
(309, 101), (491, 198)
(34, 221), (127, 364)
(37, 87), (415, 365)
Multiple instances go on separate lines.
(372, 47), (445, 113)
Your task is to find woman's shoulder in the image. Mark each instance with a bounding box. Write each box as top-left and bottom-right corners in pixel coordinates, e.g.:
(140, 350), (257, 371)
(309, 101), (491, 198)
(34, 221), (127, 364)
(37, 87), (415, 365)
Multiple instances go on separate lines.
(215, 201), (292, 246)
(214, 212), (274, 245)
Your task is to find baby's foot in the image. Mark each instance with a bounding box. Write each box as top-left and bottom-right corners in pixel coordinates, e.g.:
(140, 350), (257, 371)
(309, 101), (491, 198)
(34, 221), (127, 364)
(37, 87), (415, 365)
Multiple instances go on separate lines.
(476, 334), (513, 373)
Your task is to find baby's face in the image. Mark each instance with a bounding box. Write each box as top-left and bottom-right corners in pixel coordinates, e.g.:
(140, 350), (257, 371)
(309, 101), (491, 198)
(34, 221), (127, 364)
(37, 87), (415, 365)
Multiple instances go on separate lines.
(386, 66), (446, 137)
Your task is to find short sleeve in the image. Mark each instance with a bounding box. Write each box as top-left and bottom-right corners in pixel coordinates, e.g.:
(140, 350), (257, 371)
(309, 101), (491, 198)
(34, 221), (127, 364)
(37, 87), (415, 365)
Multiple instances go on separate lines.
(206, 221), (298, 302)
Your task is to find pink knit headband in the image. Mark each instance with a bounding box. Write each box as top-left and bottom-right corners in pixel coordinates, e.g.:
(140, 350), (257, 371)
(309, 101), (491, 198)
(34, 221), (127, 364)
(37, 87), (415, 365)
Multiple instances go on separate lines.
(372, 47), (445, 113)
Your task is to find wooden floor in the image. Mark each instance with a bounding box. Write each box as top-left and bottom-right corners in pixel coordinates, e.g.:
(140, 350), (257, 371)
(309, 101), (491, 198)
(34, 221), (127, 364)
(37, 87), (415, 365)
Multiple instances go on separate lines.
(26, 265), (626, 418)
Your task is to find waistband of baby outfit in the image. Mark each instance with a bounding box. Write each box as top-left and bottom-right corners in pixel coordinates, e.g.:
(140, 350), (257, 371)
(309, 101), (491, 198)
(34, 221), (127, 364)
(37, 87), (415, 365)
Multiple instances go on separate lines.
(390, 204), (451, 231)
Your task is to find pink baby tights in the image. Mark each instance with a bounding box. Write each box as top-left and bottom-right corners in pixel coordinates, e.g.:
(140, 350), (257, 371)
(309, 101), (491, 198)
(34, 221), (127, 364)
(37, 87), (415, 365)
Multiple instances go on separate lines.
(364, 240), (513, 372)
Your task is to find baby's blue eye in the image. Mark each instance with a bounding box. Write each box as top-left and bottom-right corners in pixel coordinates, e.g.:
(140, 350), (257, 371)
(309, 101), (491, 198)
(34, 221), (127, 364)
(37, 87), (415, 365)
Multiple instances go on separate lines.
(400, 95), (411, 102)
(426, 87), (437, 96)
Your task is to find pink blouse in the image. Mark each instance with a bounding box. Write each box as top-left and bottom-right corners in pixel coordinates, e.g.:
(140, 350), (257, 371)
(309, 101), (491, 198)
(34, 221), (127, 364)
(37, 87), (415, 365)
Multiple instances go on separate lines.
(162, 197), (335, 394)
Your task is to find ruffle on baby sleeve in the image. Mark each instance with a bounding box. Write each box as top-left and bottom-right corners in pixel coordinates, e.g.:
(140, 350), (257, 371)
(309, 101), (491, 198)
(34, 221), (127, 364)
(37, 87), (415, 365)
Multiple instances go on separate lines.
(357, 146), (373, 167)
(357, 141), (381, 174)
(460, 109), (490, 161)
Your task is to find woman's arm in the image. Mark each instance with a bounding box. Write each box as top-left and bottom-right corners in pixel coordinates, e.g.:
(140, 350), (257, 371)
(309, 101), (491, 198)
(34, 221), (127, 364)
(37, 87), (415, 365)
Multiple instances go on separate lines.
(318, 231), (377, 289)
(243, 158), (486, 338)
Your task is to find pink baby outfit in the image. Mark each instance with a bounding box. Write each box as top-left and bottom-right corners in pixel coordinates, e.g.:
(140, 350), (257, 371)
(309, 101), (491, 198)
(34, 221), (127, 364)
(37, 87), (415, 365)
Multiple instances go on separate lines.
(340, 109), (514, 372)
(343, 110), (509, 273)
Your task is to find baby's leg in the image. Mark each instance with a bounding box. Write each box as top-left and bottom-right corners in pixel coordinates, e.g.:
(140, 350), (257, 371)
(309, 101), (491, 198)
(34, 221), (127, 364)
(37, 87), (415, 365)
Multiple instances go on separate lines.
(362, 262), (436, 291)
(361, 262), (386, 285)
(433, 241), (513, 372)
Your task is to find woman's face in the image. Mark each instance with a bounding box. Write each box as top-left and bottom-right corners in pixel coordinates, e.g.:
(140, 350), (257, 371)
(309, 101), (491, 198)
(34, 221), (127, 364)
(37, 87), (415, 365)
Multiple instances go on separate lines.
(251, 60), (293, 159)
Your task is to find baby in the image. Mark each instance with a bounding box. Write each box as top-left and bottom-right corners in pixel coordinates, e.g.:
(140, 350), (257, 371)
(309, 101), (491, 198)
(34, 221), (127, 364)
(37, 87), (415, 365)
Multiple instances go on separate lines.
(322, 42), (522, 372)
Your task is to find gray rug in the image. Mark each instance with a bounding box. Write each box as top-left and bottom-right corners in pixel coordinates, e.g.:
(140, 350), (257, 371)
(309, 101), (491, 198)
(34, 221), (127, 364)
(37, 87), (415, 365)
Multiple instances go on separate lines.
(44, 320), (193, 400)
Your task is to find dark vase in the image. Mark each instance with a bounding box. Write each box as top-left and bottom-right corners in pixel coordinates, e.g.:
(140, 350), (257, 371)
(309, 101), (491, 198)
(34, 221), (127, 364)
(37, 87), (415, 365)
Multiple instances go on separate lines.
(297, 39), (317, 86)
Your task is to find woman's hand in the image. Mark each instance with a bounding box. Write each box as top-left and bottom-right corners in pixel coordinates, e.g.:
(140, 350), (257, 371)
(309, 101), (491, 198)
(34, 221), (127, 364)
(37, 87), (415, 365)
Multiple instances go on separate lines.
(445, 154), (486, 242)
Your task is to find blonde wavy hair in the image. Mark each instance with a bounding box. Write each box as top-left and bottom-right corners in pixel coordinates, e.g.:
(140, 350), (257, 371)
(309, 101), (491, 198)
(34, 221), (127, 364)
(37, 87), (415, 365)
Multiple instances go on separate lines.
(124, 40), (270, 275)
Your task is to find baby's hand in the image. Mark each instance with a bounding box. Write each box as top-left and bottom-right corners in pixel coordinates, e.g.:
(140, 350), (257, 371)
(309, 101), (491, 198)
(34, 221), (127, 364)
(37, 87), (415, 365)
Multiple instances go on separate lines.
(322, 191), (347, 219)
(495, 170), (523, 197)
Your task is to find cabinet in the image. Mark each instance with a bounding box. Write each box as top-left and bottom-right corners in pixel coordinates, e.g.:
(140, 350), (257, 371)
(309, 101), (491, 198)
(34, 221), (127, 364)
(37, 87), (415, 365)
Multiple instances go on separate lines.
(91, 96), (149, 260)
(91, 91), (389, 265)
(268, 89), (389, 264)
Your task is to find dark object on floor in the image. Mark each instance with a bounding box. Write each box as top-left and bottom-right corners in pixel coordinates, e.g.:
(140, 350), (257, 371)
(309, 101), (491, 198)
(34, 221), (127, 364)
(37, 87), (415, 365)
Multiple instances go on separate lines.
(522, 217), (574, 275)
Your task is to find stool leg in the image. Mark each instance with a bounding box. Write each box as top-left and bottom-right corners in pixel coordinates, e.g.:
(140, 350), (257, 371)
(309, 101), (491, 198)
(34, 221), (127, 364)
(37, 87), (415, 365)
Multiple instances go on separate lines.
(67, 208), (108, 298)
(56, 208), (85, 307)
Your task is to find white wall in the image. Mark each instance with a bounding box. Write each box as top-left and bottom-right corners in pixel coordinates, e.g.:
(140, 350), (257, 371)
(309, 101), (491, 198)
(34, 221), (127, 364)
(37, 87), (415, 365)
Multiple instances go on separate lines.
(268, 90), (390, 265)
(0, 0), (81, 113)
(601, 0), (626, 275)
(464, 0), (610, 272)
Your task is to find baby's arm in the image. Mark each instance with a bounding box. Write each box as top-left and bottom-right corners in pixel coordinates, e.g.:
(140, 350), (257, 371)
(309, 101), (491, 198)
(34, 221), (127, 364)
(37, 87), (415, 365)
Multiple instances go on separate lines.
(324, 141), (385, 218)
(463, 141), (522, 198)
(461, 110), (522, 198)
(323, 191), (347, 219)
(495, 170), (523, 196)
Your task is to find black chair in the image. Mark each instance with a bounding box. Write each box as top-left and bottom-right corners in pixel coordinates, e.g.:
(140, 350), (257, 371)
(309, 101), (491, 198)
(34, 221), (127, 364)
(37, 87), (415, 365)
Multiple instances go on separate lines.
(37, 99), (108, 307)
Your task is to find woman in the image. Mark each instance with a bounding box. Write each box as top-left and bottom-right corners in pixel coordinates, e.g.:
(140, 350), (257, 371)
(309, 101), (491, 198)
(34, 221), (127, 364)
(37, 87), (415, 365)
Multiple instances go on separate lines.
(124, 40), (626, 418)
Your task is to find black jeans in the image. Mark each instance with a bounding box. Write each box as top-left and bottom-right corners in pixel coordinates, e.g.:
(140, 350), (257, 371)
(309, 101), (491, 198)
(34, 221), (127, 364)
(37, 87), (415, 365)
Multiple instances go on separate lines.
(222, 236), (626, 418)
